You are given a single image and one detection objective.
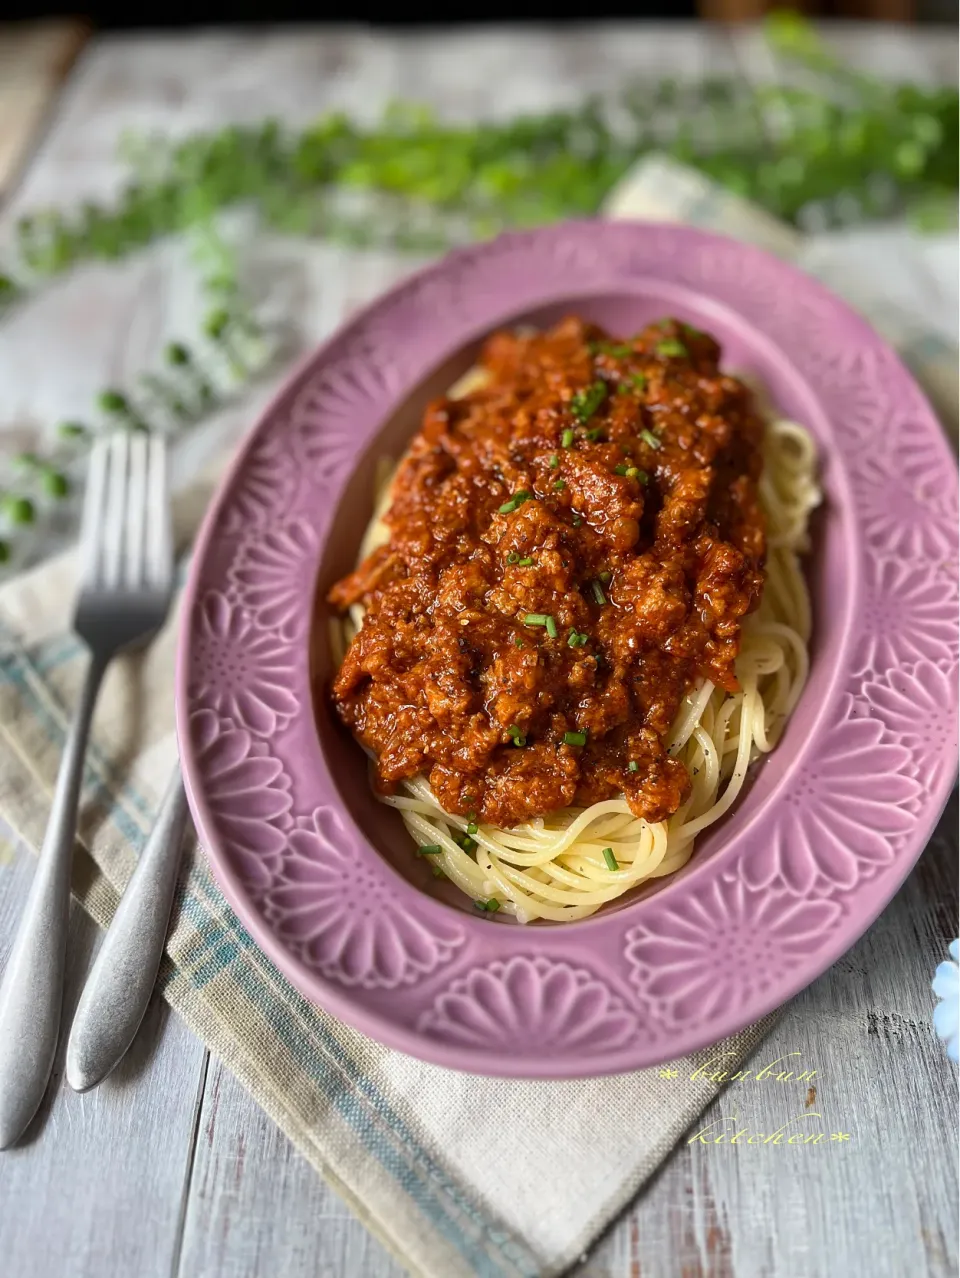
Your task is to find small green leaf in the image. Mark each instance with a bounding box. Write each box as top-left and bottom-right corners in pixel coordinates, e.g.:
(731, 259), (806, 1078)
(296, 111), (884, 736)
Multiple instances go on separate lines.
(3, 496), (35, 525)
(98, 389), (129, 414)
(41, 469), (70, 498)
(57, 421), (89, 440)
(203, 307), (231, 340)
(165, 342), (192, 367)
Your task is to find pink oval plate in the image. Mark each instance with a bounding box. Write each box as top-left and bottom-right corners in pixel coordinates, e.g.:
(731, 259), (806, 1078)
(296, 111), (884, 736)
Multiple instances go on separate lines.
(176, 222), (959, 1078)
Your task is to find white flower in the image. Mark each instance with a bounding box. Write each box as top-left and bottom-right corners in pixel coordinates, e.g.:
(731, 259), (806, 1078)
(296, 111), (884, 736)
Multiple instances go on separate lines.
(933, 939), (959, 1065)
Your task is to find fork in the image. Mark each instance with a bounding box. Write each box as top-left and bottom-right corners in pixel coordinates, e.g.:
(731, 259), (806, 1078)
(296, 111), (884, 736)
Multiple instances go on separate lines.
(0, 432), (173, 1149)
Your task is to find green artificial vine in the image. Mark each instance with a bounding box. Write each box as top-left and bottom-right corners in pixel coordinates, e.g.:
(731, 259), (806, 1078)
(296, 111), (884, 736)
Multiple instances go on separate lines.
(0, 13), (955, 562)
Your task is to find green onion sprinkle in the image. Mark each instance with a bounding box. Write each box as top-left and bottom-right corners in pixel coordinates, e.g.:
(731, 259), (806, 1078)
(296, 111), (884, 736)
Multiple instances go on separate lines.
(499, 489), (531, 514)
(570, 381), (607, 424)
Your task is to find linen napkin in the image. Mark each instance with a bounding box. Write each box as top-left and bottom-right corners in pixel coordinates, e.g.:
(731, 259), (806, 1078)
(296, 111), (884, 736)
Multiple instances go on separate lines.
(0, 156), (954, 1278)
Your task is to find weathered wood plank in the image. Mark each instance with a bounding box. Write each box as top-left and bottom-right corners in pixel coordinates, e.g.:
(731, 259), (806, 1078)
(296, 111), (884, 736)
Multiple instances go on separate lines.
(586, 796), (959, 1278)
(0, 19), (89, 196)
(175, 1055), (408, 1278)
(0, 828), (209, 1278)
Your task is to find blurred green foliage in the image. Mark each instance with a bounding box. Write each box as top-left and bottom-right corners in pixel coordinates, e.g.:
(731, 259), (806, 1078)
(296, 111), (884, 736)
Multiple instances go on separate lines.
(0, 13), (955, 298)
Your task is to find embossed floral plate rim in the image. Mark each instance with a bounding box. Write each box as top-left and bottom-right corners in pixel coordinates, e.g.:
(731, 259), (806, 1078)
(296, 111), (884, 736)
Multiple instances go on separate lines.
(176, 221), (959, 1078)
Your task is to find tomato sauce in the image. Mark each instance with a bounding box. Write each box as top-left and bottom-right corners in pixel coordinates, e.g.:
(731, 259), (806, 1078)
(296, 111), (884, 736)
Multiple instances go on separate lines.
(329, 316), (766, 828)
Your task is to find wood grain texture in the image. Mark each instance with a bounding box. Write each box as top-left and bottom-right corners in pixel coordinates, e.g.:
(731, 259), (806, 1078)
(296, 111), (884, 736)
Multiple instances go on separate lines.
(0, 828), (209, 1278)
(0, 24), (956, 1278)
(585, 796), (959, 1278)
(0, 20), (89, 196)
(178, 1056), (409, 1278)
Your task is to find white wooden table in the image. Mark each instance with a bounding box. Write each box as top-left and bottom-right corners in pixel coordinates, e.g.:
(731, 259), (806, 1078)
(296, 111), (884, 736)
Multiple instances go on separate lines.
(0, 23), (957, 1278)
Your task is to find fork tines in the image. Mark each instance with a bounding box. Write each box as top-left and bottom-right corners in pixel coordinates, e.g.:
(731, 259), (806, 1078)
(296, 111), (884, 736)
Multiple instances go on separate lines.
(80, 433), (172, 594)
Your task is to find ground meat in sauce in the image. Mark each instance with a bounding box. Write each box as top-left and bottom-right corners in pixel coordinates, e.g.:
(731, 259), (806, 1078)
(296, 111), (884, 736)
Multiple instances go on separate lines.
(328, 316), (766, 829)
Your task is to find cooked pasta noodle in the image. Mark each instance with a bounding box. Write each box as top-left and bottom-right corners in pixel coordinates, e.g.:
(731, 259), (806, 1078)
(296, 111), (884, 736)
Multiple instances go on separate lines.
(329, 366), (819, 923)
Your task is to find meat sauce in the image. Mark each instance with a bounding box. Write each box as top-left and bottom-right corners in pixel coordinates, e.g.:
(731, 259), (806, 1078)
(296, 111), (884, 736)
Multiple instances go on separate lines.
(328, 316), (766, 829)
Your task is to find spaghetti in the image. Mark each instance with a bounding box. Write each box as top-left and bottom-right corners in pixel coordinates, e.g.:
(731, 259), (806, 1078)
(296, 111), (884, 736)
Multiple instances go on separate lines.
(327, 320), (819, 923)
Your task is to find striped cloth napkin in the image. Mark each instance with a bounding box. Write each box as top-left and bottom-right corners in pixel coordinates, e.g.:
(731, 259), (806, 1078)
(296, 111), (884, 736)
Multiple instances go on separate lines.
(0, 156), (954, 1278)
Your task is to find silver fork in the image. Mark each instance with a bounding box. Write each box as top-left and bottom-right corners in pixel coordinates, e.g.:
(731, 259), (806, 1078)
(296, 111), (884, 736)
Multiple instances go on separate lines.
(0, 432), (173, 1149)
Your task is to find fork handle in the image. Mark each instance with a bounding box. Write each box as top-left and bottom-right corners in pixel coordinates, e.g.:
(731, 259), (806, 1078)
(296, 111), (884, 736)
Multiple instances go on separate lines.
(65, 766), (190, 1093)
(0, 652), (107, 1149)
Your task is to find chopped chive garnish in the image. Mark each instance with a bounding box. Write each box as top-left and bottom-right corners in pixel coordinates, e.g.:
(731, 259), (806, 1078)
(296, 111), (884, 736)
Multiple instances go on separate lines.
(585, 426), (605, 442)
(635, 469), (649, 485)
(656, 339), (688, 358)
(525, 611), (558, 638)
(628, 760), (639, 773)
(614, 463), (629, 476)
(589, 341), (633, 358)
(554, 479), (566, 491)
(625, 467), (639, 479)
(474, 898), (501, 913)
(681, 322), (704, 338)
(568, 629), (589, 648)
(591, 580), (607, 606)
(572, 514), (583, 527)
(570, 381), (607, 424)
(506, 724), (527, 747)
(431, 865), (445, 878)
(561, 428), (575, 448)
(467, 821), (479, 835)
(507, 551), (520, 564)
(563, 731), (587, 747)
(517, 556), (534, 566)
(602, 847), (619, 871)
(499, 489), (531, 514)
(549, 454), (560, 469)
(599, 570), (612, 584)
(457, 834), (478, 854)
(640, 428), (660, 449)
(514, 637), (524, 647)
(617, 372), (647, 395)
(417, 844), (443, 856)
